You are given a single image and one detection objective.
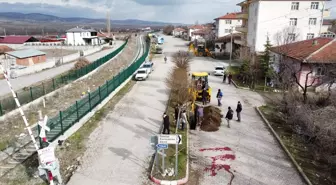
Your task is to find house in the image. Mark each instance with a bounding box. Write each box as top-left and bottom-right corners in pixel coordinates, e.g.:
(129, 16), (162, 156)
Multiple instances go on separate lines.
(270, 37), (336, 88)
(215, 33), (242, 55)
(5, 49), (46, 66)
(0, 46), (13, 59)
(214, 12), (242, 38)
(188, 25), (205, 41)
(0, 36), (40, 49)
(236, 0), (331, 54)
(66, 27), (99, 46)
(172, 28), (186, 37)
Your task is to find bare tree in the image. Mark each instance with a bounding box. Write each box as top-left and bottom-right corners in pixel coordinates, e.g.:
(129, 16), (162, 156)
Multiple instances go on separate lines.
(172, 51), (192, 70)
(163, 25), (175, 35)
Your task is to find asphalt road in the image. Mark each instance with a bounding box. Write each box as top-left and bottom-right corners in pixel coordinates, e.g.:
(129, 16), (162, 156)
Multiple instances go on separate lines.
(0, 41), (124, 97)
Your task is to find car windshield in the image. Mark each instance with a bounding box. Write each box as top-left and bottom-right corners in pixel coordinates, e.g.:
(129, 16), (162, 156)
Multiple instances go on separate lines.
(138, 70), (146, 74)
(144, 64), (151, 68)
(215, 67), (223, 70)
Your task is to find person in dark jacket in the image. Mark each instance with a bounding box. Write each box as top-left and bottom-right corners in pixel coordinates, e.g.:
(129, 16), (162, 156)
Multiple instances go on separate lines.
(174, 104), (179, 123)
(228, 73), (233, 84)
(225, 107), (233, 128)
(236, 101), (242, 122)
(162, 112), (170, 134)
(223, 73), (227, 83)
(216, 89), (223, 106)
(202, 88), (207, 105)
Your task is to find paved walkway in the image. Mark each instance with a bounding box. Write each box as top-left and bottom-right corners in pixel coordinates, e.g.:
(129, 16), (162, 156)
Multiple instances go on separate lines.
(0, 41), (124, 96)
(189, 57), (305, 185)
(67, 36), (186, 185)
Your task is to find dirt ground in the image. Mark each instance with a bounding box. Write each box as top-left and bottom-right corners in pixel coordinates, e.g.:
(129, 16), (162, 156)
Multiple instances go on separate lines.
(40, 49), (78, 58)
(0, 37), (138, 153)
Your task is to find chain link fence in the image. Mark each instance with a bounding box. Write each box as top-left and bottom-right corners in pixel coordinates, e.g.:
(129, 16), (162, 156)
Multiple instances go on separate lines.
(0, 41), (128, 116)
(42, 39), (150, 143)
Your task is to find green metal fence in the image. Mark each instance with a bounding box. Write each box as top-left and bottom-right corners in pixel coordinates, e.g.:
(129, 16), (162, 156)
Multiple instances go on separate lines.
(43, 39), (150, 143)
(0, 40), (128, 116)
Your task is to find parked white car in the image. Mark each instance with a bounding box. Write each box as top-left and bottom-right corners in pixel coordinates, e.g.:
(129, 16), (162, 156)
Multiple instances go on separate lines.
(135, 68), (149, 81)
(142, 61), (154, 74)
(214, 66), (225, 76)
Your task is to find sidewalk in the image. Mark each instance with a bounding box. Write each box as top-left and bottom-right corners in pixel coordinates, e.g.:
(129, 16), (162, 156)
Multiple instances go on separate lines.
(67, 36), (183, 185)
(0, 41), (124, 96)
(189, 58), (305, 185)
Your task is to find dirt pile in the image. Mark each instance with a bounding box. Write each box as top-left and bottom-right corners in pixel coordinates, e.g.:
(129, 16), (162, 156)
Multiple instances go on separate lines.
(73, 57), (90, 70)
(200, 106), (223, 132)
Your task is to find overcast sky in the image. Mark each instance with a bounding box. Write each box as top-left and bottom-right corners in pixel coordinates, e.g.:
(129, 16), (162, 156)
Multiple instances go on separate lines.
(0, 0), (335, 24)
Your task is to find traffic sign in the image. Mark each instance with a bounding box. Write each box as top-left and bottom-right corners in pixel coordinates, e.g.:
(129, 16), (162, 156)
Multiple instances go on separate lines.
(156, 144), (168, 149)
(158, 134), (182, 145)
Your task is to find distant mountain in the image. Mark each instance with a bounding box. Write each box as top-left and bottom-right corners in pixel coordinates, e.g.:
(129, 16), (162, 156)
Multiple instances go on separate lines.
(0, 12), (182, 26)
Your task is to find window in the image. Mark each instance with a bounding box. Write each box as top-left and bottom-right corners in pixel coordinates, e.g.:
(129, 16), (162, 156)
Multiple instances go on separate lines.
(225, 20), (232, 24)
(288, 33), (296, 41)
(309, 18), (317, 25)
(314, 67), (325, 76)
(311, 2), (319, 9)
(289, 18), (297, 26)
(306, 33), (314, 39)
(291, 2), (299, 10)
(225, 29), (232, 33)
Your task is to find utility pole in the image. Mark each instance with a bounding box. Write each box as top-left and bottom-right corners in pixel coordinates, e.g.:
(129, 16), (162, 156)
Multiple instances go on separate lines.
(229, 26), (233, 67)
(318, 2), (325, 36)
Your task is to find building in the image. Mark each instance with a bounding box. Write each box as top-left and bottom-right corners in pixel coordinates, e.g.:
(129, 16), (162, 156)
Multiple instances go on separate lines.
(5, 49), (46, 66)
(215, 33), (242, 55)
(236, 0), (331, 54)
(214, 12), (242, 38)
(66, 27), (99, 46)
(172, 28), (186, 37)
(270, 37), (336, 88)
(187, 25), (205, 41)
(0, 46), (13, 58)
(321, 20), (333, 33)
(0, 36), (40, 49)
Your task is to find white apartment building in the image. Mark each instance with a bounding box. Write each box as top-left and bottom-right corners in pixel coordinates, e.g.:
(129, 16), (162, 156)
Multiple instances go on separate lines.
(214, 13), (242, 38)
(66, 27), (99, 46)
(237, 0), (331, 53)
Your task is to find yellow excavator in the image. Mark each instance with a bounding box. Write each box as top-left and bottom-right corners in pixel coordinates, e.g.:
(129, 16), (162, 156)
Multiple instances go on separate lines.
(189, 72), (212, 112)
(189, 43), (214, 58)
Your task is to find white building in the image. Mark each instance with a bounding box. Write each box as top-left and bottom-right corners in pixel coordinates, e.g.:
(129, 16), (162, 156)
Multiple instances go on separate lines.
(321, 19), (333, 33)
(187, 25), (205, 41)
(214, 13), (242, 38)
(236, 0), (331, 53)
(66, 27), (99, 46)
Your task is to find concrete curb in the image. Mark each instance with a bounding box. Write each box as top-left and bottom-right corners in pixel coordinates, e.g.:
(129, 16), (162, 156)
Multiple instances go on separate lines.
(0, 41), (126, 121)
(255, 107), (313, 185)
(231, 79), (250, 90)
(149, 94), (190, 184)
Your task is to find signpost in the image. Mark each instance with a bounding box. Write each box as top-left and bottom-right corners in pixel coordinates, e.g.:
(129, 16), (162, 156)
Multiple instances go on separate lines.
(158, 134), (182, 145)
(156, 144), (168, 149)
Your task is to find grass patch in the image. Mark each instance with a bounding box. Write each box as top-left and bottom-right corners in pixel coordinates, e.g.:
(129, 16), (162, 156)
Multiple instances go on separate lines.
(56, 80), (136, 183)
(225, 66), (240, 75)
(259, 105), (336, 185)
(153, 98), (188, 180)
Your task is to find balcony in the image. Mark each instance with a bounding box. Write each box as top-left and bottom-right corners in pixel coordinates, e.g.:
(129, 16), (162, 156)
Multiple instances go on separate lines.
(236, 12), (248, 19)
(323, 9), (331, 18)
(235, 26), (247, 33)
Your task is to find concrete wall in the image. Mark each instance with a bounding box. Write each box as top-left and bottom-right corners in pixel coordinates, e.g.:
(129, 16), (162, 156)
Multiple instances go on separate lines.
(248, 1), (325, 52)
(216, 19), (242, 38)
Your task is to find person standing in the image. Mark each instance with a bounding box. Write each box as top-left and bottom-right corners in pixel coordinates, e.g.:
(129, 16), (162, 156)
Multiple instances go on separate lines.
(202, 88), (207, 105)
(197, 105), (204, 126)
(216, 89), (223, 106)
(162, 112), (170, 134)
(174, 104), (179, 123)
(223, 73), (227, 83)
(228, 73), (233, 84)
(180, 110), (187, 130)
(225, 107), (233, 128)
(164, 56), (167, 63)
(236, 101), (242, 122)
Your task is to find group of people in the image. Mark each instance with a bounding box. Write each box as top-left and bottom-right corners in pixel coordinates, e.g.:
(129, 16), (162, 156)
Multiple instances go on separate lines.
(223, 72), (233, 84)
(162, 104), (188, 134)
(224, 101), (242, 128)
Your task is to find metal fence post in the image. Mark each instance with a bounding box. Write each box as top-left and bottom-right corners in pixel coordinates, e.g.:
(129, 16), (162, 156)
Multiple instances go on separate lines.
(89, 93), (92, 111)
(60, 111), (64, 135)
(106, 81), (109, 94)
(76, 101), (79, 122)
(37, 125), (42, 148)
(61, 75), (64, 84)
(99, 86), (101, 102)
(0, 101), (2, 116)
(42, 82), (45, 95)
(52, 78), (55, 90)
(30, 87), (33, 100)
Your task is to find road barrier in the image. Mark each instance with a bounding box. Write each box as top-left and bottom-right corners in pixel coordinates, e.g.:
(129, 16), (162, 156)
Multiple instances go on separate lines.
(43, 39), (150, 143)
(0, 40), (128, 116)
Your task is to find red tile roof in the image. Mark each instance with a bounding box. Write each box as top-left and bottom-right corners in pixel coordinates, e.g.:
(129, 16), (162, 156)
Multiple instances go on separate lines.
(215, 13), (240, 20)
(0, 36), (39, 44)
(174, 28), (186, 32)
(270, 38), (336, 63)
(188, 25), (204, 29)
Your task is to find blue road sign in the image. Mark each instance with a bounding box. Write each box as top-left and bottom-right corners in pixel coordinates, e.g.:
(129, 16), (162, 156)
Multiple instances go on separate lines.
(156, 144), (168, 149)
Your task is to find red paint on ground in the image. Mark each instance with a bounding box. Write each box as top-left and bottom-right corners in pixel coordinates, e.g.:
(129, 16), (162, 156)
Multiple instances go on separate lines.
(200, 147), (235, 185)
